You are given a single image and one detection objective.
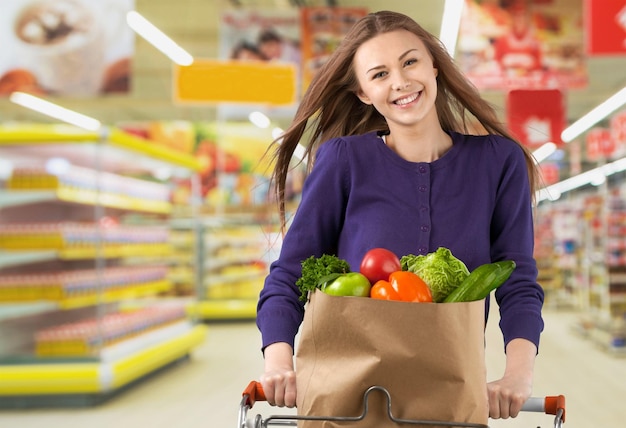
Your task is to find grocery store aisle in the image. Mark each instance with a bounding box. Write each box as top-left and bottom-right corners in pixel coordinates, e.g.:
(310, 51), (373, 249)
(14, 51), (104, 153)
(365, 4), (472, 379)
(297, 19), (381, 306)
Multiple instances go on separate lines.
(0, 306), (624, 428)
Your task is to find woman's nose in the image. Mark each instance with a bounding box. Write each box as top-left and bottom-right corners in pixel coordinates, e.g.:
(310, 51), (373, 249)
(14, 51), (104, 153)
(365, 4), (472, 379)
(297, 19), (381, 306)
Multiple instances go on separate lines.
(393, 76), (411, 91)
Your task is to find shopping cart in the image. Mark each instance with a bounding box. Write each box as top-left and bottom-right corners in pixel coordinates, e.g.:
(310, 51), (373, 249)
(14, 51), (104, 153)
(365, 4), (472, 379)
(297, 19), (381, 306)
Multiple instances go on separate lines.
(238, 381), (566, 428)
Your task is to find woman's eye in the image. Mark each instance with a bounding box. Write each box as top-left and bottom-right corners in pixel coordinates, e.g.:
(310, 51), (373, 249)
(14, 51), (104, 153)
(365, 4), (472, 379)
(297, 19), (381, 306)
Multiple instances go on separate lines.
(404, 58), (417, 66)
(373, 71), (387, 79)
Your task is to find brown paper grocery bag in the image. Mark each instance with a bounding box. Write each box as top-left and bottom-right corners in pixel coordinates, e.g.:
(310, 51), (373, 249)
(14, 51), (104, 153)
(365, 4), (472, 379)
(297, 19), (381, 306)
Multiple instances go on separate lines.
(295, 291), (489, 427)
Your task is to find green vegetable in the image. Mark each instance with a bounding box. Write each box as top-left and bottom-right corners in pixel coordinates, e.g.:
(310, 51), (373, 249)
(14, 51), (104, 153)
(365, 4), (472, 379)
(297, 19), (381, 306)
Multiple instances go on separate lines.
(443, 260), (516, 303)
(400, 247), (470, 303)
(322, 272), (371, 297)
(296, 254), (351, 301)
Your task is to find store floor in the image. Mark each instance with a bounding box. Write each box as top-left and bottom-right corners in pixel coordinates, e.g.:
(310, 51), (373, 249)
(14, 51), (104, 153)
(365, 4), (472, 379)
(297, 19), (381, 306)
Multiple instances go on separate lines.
(1, 305), (624, 428)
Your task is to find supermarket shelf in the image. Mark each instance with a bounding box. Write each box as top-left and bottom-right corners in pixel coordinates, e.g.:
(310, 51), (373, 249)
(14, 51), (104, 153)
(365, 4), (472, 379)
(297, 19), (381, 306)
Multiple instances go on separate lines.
(0, 245), (171, 262)
(54, 280), (173, 310)
(0, 250), (57, 269)
(0, 302), (58, 321)
(0, 189), (171, 213)
(187, 299), (257, 320)
(0, 124), (202, 172)
(0, 322), (207, 396)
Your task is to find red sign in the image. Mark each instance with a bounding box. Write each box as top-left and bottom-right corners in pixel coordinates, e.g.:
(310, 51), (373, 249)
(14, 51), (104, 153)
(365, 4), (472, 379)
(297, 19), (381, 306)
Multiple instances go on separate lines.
(586, 128), (614, 160)
(610, 110), (626, 156)
(585, 0), (626, 55)
(539, 162), (560, 185)
(506, 89), (566, 149)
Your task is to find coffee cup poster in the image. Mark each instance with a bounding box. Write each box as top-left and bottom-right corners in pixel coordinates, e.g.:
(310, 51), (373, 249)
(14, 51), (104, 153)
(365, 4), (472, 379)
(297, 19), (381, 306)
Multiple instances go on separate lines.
(0, 0), (135, 97)
(456, 0), (587, 90)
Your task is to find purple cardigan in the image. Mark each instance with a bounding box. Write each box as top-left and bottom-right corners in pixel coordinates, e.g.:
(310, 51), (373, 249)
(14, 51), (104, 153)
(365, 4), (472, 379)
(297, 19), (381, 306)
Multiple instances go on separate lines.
(257, 131), (544, 352)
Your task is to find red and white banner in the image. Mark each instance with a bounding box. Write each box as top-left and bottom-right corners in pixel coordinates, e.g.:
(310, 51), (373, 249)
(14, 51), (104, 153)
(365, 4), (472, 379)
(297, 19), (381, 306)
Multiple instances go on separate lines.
(610, 110), (626, 157)
(539, 162), (560, 185)
(585, 0), (626, 56)
(506, 89), (566, 149)
(586, 128), (614, 161)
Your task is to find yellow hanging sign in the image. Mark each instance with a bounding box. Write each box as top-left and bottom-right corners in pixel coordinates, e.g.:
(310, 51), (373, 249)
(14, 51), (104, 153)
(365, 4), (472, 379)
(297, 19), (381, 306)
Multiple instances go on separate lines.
(174, 59), (297, 105)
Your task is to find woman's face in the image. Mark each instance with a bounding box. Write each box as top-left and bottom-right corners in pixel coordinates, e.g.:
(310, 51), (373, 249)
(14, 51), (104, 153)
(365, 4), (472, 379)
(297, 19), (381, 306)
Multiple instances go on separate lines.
(353, 30), (439, 131)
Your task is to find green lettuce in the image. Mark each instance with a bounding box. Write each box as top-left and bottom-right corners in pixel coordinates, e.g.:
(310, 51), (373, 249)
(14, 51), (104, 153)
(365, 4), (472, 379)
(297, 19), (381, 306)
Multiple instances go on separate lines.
(400, 247), (470, 302)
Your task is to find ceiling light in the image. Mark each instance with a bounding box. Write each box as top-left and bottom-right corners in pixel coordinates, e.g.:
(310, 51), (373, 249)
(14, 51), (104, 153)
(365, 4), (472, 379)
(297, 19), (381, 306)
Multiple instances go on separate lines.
(249, 111), (270, 129)
(561, 86), (626, 142)
(439, 0), (465, 57)
(271, 127), (284, 140)
(532, 142), (557, 164)
(537, 153), (626, 202)
(10, 92), (101, 131)
(272, 127), (307, 164)
(126, 11), (193, 66)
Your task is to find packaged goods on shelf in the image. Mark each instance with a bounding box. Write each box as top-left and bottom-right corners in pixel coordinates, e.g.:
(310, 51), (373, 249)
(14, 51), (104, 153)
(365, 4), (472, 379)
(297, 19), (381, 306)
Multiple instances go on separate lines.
(34, 304), (187, 357)
(0, 222), (170, 251)
(0, 265), (169, 303)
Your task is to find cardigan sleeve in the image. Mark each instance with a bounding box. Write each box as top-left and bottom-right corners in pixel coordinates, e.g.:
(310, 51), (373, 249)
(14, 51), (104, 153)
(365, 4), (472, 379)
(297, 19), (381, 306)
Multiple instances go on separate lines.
(256, 138), (350, 352)
(489, 136), (544, 351)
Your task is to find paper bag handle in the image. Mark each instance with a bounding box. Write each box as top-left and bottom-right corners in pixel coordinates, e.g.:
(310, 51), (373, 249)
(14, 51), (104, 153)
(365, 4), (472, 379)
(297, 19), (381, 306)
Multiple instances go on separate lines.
(242, 381), (266, 408)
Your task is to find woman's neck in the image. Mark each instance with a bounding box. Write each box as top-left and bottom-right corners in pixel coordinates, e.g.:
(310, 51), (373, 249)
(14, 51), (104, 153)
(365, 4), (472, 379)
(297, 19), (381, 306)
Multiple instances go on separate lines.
(385, 125), (452, 163)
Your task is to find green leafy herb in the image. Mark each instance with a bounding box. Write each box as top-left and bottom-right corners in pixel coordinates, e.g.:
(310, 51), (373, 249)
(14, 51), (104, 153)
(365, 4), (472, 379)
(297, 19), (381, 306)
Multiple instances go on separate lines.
(295, 254), (351, 301)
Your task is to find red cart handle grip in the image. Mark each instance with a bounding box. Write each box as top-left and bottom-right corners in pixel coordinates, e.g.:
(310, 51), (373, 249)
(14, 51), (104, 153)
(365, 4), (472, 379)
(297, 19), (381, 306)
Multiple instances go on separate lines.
(545, 395), (566, 422)
(243, 381), (266, 408)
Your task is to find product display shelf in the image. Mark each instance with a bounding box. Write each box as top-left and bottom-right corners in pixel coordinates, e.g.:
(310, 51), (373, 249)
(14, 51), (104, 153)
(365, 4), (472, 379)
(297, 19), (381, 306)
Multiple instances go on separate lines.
(0, 124), (208, 404)
(188, 210), (282, 321)
(569, 190), (626, 356)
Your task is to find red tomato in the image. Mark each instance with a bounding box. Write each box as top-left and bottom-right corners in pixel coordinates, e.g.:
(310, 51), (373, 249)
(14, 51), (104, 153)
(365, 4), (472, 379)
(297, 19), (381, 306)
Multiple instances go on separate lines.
(388, 271), (433, 303)
(360, 248), (402, 285)
(370, 280), (401, 300)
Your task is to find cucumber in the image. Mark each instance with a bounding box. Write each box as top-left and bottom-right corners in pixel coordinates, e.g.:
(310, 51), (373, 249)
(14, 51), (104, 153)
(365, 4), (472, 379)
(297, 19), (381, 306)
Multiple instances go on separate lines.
(443, 260), (516, 303)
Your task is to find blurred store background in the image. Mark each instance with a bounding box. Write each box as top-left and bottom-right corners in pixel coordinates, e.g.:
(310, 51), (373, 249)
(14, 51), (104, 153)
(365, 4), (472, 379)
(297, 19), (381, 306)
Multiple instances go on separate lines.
(0, 0), (625, 426)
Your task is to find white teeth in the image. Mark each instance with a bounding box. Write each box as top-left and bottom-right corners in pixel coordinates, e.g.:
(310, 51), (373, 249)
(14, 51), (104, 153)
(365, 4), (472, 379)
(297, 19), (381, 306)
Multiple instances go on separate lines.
(395, 93), (418, 105)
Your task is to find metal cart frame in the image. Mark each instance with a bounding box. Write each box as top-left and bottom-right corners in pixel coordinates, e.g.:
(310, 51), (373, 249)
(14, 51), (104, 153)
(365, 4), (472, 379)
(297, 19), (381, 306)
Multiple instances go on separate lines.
(238, 381), (566, 428)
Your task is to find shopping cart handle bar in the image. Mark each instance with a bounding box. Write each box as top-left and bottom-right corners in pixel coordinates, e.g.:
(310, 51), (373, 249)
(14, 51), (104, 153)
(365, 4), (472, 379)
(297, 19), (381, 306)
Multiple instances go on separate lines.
(242, 381), (566, 422)
(521, 395), (566, 422)
(243, 381), (266, 408)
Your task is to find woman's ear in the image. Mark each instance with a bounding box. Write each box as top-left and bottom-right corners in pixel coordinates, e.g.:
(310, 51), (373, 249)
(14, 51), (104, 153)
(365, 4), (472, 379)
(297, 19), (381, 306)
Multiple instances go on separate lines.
(356, 90), (372, 105)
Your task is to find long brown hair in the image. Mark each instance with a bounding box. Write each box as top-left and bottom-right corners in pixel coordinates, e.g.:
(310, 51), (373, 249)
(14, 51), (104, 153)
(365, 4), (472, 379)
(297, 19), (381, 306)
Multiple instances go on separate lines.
(269, 10), (539, 229)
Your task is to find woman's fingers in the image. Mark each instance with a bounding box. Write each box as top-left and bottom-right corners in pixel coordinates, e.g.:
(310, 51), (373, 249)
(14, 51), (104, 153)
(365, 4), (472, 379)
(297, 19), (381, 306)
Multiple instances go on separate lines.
(260, 370), (297, 407)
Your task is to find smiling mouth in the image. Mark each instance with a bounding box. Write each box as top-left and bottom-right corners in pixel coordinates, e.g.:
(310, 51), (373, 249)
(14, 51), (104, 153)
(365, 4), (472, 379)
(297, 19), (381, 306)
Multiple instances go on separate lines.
(393, 92), (420, 106)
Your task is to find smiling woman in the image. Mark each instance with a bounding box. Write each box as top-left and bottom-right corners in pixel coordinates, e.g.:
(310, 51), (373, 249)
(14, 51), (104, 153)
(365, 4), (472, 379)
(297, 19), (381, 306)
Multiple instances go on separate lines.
(256, 9), (544, 422)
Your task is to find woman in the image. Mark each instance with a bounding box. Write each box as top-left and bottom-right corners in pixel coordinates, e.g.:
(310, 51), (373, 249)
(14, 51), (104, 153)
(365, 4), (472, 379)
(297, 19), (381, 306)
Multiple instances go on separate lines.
(256, 10), (544, 421)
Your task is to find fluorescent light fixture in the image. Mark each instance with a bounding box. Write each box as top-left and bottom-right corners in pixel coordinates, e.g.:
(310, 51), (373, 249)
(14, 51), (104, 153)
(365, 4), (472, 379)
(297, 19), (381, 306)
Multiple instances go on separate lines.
(126, 11), (193, 66)
(537, 154), (626, 202)
(439, 0), (465, 56)
(45, 157), (71, 175)
(271, 127), (284, 140)
(0, 159), (13, 180)
(294, 144), (307, 164)
(10, 92), (101, 131)
(532, 142), (557, 164)
(272, 127), (307, 164)
(249, 111), (270, 129)
(561, 86), (626, 142)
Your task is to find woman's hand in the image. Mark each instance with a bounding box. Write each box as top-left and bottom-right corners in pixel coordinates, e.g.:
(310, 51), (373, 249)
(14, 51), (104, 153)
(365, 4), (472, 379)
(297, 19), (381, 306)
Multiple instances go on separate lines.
(487, 338), (536, 419)
(260, 342), (297, 407)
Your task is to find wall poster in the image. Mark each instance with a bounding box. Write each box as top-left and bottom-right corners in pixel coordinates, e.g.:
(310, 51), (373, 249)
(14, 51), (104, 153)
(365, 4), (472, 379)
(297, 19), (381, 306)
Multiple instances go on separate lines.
(457, 0), (587, 90)
(0, 0), (135, 97)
